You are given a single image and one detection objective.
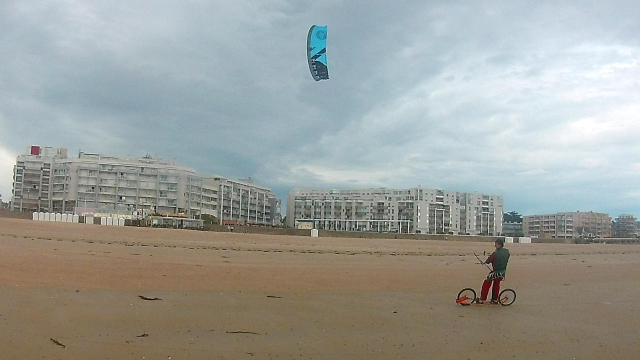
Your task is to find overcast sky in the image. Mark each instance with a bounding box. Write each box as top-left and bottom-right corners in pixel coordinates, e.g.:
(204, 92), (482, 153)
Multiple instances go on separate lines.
(1, 0), (639, 218)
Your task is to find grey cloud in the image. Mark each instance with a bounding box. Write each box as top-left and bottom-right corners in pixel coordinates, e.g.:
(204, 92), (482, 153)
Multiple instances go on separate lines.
(1, 0), (639, 217)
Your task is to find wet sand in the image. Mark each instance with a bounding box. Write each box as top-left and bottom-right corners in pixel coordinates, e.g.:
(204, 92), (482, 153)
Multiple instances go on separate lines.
(0, 217), (639, 359)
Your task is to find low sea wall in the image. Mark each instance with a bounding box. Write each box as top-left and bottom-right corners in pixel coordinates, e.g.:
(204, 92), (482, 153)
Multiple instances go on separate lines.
(0, 210), (32, 220)
(207, 224), (499, 242)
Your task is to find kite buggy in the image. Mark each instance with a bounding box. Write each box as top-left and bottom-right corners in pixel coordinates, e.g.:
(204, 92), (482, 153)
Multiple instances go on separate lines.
(456, 287), (516, 306)
(456, 251), (516, 306)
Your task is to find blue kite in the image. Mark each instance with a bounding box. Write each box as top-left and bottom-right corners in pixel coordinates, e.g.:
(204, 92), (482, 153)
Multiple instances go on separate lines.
(307, 25), (329, 81)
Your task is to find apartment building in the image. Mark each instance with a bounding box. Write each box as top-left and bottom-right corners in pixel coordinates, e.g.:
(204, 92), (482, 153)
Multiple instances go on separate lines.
(206, 176), (281, 225)
(523, 211), (612, 239)
(286, 188), (503, 235)
(11, 146), (281, 225)
(612, 214), (638, 238)
(11, 146), (67, 212)
(503, 222), (524, 237)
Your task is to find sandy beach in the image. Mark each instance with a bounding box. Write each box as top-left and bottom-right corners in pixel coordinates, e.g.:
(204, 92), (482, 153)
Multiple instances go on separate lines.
(0, 217), (639, 359)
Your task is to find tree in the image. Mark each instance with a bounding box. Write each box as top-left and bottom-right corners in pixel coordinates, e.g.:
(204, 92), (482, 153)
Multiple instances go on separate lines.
(504, 211), (523, 223)
(200, 214), (218, 225)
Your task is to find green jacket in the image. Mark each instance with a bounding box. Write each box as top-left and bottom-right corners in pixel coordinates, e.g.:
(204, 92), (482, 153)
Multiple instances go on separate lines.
(487, 247), (510, 275)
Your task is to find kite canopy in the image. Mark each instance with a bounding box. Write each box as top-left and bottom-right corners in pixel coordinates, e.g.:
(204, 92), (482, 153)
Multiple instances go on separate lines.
(307, 25), (329, 81)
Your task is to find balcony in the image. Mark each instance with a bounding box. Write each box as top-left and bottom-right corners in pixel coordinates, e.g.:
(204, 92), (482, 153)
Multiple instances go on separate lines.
(139, 183), (157, 190)
(97, 192), (116, 200)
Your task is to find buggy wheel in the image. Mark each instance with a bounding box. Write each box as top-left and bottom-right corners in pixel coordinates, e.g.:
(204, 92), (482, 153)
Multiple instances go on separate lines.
(498, 289), (516, 306)
(456, 288), (476, 306)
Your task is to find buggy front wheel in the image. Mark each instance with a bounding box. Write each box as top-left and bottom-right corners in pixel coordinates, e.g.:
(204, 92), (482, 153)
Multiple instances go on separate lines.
(456, 288), (476, 306)
(498, 288), (516, 306)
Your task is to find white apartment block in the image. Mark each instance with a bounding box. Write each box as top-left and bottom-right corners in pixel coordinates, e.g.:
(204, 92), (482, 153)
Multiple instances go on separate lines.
(523, 211), (612, 239)
(11, 146), (281, 225)
(206, 176), (281, 225)
(11, 146), (67, 213)
(287, 188), (503, 235)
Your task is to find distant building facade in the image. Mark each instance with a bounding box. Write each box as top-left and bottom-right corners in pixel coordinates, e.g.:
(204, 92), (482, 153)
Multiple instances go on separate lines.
(11, 146), (281, 225)
(286, 188), (503, 235)
(503, 222), (524, 237)
(11, 146), (67, 213)
(211, 176), (282, 226)
(523, 211), (612, 239)
(612, 214), (638, 238)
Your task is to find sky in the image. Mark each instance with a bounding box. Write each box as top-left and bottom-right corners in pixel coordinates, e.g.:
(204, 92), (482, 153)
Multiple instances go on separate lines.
(1, 0), (639, 218)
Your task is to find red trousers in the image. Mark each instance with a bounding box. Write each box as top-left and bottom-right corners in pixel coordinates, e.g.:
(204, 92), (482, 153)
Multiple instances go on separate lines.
(481, 276), (503, 301)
